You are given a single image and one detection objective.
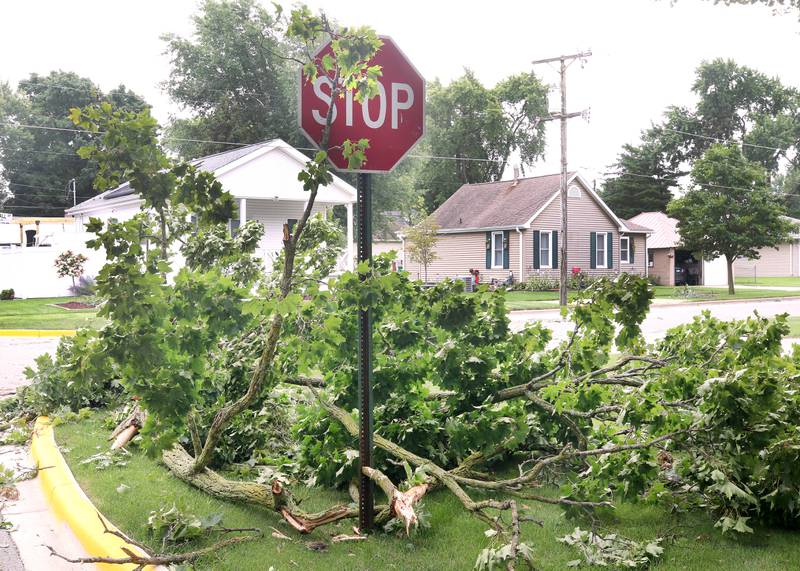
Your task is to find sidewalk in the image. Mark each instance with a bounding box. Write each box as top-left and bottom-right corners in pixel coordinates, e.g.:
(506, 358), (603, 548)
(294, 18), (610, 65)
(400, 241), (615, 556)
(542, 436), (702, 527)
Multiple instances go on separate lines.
(0, 445), (93, 570)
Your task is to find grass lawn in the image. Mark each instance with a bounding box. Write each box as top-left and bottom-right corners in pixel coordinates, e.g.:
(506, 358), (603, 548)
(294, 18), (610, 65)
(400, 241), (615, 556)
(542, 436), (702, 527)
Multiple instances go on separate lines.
(56, 414), (800, 570)
(0, 297), (105, 330)
(503, 287), (800, 311)
(786, 316), (800, 338)
(734, 276), (800, 287)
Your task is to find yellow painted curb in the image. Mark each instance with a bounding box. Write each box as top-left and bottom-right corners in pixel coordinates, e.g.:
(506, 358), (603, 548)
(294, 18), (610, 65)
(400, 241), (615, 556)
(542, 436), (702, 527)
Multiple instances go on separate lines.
(0, 329), (76, 337)
(30, 417), (153, 570)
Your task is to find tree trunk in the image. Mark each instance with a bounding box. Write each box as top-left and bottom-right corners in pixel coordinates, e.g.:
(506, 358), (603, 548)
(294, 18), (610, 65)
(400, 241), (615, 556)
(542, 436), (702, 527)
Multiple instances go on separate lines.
(726, 255), (735, 295)
(162, 445), (379, 533)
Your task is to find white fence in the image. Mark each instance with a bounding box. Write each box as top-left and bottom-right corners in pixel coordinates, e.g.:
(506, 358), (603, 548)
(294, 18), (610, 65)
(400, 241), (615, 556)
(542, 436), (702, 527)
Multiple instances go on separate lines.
(0, 233), (103, 298)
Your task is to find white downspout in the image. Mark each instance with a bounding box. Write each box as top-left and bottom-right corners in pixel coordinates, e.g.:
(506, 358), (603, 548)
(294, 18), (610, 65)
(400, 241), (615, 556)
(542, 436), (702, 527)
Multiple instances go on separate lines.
(516, 227), (524, 284)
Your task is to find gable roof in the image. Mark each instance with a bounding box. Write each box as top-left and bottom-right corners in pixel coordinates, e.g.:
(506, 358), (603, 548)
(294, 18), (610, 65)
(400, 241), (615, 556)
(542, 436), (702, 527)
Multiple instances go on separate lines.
(430, 172), (637, 233)
(66, 139), (357, 215)
(627, 212), (679, 248)
(621, 218), (652, 233)
(431, 173), (569, 231)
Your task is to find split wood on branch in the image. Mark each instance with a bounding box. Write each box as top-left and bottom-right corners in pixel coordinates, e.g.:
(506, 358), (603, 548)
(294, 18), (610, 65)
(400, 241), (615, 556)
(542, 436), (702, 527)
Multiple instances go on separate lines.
(162, 445), (392, 534)
(109, 404), (145, 450)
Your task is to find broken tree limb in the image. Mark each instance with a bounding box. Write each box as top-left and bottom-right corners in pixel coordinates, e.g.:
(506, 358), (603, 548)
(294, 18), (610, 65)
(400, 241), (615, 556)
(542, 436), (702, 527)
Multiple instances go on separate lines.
(362, 466), (429, 535)
(162, 444), (390, 534)
(46, 536), (254, 570)
(109, 404), (145, 450)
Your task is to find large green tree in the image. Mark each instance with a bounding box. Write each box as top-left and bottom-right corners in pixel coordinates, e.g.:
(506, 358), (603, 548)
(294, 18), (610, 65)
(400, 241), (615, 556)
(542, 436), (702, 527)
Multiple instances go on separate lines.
(162, 0), (299, 159)
(603, 59), (799, 218)
(601, 137), (680, 218)
(420, 70), (549, 211)
(0, 72), (148, 217)
(668, 144), (795, 294)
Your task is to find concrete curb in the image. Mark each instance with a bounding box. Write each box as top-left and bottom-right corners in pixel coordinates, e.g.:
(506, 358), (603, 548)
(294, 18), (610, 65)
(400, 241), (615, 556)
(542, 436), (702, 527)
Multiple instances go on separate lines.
(30, 417), (153, 570)
(0, 330), (76, 337)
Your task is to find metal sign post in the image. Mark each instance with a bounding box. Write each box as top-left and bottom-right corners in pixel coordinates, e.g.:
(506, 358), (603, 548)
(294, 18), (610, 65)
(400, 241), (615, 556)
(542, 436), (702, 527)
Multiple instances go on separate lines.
(356, 172), (374, 531)
(298, 36), (424, 533)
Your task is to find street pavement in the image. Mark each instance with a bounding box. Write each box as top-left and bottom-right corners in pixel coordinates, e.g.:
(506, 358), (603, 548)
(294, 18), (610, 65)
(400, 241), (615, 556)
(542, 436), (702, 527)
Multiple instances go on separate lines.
(509, 296), (800, 349)
(0, 337), (60, 398)
(0, 336), (91, 570)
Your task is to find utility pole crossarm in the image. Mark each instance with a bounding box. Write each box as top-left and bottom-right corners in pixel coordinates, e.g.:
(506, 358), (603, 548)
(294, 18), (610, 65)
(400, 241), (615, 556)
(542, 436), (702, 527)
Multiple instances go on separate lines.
(530, 51), (592, 66)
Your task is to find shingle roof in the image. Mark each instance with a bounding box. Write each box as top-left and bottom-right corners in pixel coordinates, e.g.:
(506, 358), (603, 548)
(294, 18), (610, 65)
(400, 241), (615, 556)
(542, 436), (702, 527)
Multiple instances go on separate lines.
(627, 212), (679, 249)
(431, 173), (568, 230)
(101, 141), (278, 201)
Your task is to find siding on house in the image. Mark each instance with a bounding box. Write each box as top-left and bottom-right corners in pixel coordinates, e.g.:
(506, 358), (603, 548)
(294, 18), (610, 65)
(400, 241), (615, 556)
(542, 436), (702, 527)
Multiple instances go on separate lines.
(733, 241), (800, 279)
(246, 198), (330, 271)
(404, 187), (648, 283)
(520, 192), (647, 280)
(404, 231), (520, 283)
(648, 247), (675, 286)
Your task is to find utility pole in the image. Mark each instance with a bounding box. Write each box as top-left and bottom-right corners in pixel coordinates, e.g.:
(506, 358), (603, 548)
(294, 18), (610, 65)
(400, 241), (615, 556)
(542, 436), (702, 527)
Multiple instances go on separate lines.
(531, 51), (591, 306)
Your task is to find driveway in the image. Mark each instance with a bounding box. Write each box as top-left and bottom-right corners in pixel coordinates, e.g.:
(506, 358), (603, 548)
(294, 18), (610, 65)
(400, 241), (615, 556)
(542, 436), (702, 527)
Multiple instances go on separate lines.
(509, 297), (800, 346)
(0, 337), (61, 397)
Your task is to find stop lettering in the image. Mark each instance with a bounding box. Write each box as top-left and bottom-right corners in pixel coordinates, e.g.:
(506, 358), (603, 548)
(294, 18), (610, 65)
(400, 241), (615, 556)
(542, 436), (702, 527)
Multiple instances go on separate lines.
(299, 36), (425, 172)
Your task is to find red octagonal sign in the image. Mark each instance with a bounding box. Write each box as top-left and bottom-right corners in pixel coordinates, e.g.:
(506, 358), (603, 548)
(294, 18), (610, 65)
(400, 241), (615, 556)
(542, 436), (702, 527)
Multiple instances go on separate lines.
(299, 36), (425, 173)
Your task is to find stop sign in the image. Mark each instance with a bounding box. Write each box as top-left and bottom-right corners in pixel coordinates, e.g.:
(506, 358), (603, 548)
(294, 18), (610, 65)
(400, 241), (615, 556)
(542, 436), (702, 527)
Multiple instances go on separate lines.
(298, 36), (425, 172)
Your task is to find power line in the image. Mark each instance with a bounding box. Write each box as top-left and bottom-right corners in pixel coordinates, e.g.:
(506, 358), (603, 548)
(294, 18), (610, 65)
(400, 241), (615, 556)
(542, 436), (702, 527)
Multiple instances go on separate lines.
(661, 127), (793, 154)
(604, 170), (800, 197)
(1, 121), (509, 165)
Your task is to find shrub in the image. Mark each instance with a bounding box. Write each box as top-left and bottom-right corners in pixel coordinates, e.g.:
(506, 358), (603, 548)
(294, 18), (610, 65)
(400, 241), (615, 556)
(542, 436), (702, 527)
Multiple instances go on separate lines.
(18, 330), (123, 416)
(0, 288), (13, 300)
(69, 275), (97, 297)
(513, 275), (559, 291)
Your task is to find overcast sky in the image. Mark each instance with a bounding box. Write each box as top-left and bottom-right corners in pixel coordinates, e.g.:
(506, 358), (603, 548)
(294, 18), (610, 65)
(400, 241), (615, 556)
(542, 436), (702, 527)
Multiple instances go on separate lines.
(1, 0), (799, 184)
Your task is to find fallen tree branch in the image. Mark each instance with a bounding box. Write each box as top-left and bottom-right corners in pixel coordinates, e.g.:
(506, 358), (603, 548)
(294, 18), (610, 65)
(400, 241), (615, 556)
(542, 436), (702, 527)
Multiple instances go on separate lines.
(46, 536), (254, 570)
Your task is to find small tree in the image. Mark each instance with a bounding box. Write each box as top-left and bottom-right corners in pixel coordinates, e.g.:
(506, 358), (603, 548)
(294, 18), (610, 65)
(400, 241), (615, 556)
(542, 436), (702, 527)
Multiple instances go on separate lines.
(405, 217), (439, 282)
(54, 250), (88, 291)
(668, 143), (796, 294)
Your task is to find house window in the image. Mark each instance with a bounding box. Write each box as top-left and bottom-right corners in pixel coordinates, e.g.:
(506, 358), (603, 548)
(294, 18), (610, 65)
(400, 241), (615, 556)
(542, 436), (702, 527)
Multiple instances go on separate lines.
(648, 251), (654, 268)
(596, 232), (608, 269)
(620, 236), (630, 264)
(492, 231), (504, 268)
(567, 184), (582, 199)
(540, 230), (552, 268)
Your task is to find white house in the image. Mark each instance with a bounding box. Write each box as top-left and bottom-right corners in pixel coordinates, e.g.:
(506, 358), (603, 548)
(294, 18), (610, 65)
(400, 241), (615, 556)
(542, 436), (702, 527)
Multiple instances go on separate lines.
(0, 141), (356, 299)
(66, 139), (357, 273)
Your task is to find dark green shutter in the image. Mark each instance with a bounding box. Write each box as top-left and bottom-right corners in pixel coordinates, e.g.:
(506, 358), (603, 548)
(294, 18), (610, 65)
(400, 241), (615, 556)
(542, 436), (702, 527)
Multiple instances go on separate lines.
(485, 232), (492, 269)
(629, 237), (635, 264)
(503, 231), (510, 269)
(590, 232), (597, 269)
(533, 231), (540, 269)
(607, 233), (613, 268)
(552, 231), (559, 269)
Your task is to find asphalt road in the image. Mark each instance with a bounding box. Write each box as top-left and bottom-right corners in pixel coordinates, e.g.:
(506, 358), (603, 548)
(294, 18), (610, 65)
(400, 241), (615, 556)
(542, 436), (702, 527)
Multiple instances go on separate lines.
(509, 296), (800, 348)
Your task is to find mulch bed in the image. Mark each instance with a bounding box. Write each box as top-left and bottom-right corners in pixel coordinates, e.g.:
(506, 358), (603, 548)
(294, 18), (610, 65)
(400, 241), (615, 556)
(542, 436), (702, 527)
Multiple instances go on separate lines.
(54, 302), (97, 310)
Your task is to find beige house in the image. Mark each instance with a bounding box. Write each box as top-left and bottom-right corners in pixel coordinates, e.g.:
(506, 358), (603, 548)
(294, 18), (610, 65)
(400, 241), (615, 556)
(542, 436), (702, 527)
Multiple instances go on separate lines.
(629, 211), (800, 286)
(732, 216), (800, 281)
(403, 172), (650, 284)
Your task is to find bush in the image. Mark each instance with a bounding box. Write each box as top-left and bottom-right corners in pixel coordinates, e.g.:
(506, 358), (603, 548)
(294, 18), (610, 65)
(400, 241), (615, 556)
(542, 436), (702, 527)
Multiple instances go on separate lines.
(69, 275), (97, 297)
(18, 330), (123, 416)
(0, 288), (13, 300)
(513, 275), (559, 291)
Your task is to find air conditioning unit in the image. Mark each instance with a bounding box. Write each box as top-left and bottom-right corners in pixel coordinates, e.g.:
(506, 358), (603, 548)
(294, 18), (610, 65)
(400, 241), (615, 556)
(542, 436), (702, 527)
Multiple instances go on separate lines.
(458, 275), (475, 293)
